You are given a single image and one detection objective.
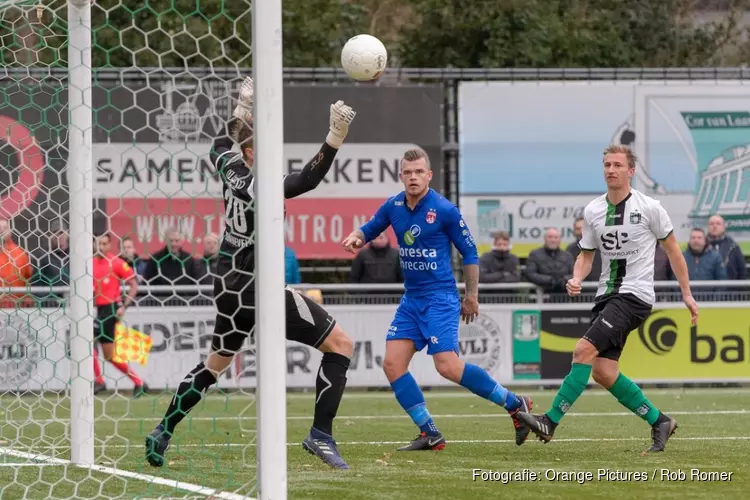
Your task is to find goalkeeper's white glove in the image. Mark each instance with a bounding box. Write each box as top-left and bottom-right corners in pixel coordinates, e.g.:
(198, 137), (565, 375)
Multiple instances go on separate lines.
(326, 100), (356, 149)
(233, 76), (254, 125)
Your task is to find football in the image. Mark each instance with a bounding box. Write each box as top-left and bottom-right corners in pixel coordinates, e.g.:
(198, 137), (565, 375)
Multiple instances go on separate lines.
(341, 34), (388, 81)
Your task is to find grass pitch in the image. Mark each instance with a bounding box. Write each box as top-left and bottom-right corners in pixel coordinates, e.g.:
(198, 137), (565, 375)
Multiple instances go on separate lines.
(0, 386), (747, 499)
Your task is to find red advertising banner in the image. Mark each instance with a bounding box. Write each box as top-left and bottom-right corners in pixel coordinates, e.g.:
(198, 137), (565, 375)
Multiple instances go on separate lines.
(106, 197), (395, 259)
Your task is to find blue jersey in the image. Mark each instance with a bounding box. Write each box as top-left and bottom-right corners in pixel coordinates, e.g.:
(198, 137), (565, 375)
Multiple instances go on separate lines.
(360, 189), (479, 297)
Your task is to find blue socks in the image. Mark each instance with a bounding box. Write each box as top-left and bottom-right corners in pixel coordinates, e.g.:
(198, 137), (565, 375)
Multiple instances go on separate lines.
(391, 372), (440, 436)
(460, 363), (521, 411)
(391, 365), (521, 437)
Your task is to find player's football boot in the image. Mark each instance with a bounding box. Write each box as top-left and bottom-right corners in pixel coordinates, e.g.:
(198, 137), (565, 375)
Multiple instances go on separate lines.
(516, 412), (556, 443)
(302, 428), (350, 470)
(647, 416), (678, 452)
(397, 432), (446, 451)
(133, 383), (150, 399)
(145, 424), (171, 467)
(508, 395), (533, 445)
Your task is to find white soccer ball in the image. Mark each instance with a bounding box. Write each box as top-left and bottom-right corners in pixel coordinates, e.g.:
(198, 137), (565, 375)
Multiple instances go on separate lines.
(341, 34), (388, 81)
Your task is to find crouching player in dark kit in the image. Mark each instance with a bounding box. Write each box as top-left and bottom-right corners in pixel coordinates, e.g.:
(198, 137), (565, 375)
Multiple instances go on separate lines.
(145, 77), (357, 469)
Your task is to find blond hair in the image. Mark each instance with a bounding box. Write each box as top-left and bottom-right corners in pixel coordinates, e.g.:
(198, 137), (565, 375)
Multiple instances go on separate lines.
(401, 147), (431, 170)
(603, 145), (637, 169)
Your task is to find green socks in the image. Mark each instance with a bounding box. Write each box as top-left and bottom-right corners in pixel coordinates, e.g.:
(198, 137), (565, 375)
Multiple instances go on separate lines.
(547, 363), (592, 424)
(608, 373), (661, 425)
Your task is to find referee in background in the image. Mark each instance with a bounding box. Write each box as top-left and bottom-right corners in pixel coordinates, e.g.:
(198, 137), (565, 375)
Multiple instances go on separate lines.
(92, 233), (149, 397)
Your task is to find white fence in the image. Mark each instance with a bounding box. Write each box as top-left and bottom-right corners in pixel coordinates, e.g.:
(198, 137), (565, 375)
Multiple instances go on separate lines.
(1, 281), (749, 391)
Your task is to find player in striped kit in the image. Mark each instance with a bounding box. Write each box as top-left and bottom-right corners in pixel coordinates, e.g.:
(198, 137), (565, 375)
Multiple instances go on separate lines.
(517, 145), (699, 452)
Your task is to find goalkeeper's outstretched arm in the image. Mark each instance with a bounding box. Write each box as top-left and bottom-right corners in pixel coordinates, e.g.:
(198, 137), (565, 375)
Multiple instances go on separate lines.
(284, 100), (356, 199)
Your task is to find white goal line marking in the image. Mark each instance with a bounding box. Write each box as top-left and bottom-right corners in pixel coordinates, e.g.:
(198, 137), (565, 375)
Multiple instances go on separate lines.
(0, 448), (254, 500)
(9, 408), (750, 425)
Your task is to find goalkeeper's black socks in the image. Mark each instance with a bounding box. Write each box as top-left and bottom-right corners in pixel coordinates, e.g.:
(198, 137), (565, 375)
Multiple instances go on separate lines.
(312, 352), (350, 436)
(160, 362), (217, 435)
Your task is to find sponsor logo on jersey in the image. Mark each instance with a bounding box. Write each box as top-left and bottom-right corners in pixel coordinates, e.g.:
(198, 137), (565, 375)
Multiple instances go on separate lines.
(629, 210), (642, 224)
(458, 313), (505, 376)
(399, 247), (437, 258)
(600, 230), (629, 250)
(403, 224), (422, 245)
(426, 209), (436, 224)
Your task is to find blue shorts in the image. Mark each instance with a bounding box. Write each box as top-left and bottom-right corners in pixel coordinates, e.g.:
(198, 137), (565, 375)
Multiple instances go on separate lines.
(387, 292), (460, 355)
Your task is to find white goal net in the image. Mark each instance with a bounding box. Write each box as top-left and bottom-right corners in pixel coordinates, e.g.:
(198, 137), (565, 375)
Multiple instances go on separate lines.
(0, 1), (285, 498)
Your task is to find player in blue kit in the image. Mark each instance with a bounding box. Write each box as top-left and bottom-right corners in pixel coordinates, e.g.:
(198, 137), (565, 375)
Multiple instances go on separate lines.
(342, 147), (533, 450)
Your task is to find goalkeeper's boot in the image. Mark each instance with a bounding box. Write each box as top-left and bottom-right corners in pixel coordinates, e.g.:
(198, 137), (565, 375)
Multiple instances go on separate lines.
(508, 395), (533, 445)
(145, 424), (171, 467)
(516, 412), (556, 443)
(397, 432), (446, 451)
(302, 428), (350, 470)
(647, 416), (678, 452)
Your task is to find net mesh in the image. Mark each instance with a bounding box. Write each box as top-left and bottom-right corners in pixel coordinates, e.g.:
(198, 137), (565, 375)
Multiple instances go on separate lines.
(0, 1), (258, 498)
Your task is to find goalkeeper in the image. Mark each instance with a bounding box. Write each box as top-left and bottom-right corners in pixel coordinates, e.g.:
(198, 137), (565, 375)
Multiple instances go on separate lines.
(145, 78), (357, 470)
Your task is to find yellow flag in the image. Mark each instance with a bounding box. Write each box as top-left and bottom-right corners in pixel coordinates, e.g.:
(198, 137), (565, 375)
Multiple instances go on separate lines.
(113, 323), (153, 366)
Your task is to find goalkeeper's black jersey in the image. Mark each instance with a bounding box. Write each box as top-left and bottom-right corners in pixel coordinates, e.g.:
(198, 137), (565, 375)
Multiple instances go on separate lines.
(209, 123), (338, 293)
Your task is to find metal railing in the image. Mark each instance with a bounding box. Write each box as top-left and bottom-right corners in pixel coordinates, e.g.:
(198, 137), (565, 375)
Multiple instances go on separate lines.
(4, 280), (750, 308)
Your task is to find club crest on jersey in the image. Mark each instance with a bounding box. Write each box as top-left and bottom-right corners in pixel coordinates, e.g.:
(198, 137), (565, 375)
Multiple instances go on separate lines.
(426, 209), (437, 224)
(629, 210), (642, 224)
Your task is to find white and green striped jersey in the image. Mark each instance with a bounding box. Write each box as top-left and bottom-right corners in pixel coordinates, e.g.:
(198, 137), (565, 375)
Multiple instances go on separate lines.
(579, 189), (674, 305)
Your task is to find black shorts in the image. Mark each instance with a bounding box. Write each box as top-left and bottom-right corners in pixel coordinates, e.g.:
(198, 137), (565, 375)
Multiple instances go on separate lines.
(583, 293), (652, 361)
(211, 285), (336, 356)
(95, 303), (119, 344)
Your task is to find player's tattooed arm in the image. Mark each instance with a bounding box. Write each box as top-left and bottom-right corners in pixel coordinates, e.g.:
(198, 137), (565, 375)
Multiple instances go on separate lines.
(464, 264), (479, 297)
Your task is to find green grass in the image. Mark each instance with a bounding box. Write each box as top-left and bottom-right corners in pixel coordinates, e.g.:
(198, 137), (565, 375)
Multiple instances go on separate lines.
(0, 386), (748, 499)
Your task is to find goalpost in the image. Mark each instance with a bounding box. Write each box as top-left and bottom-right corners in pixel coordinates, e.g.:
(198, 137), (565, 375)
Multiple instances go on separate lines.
(0, 0), (286, 498)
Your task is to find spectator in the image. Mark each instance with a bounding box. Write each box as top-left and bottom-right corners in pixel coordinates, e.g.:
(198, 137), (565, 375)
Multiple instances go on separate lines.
(707, 214), (747, 280)
(349, 231), (402, 284)
(143, 227), (200, 287)
(198, 233), (220, 285)
(566, 217), (602, 281)
(119, 236), (148, 277)
(0, 219), (32, 307)
(524, 228), (574, 293)
(653, 242), (671, 281)
(285, 245), (301, 285)
(478, 231), (520, 283)
(682, 228), (726, 281)
(36, 228), (70, 287)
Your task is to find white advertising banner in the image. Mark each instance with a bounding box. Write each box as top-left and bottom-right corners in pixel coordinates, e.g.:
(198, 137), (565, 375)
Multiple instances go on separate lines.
(458, 80), (750, 256)
(0, 305), (514, 392)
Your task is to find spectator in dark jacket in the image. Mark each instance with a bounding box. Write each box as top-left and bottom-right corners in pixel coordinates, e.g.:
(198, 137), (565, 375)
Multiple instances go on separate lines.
(707, 214), (747, 280)
(35, 228), (69, 287)
(479, 231), (520, 283)
(349, 231), (402, 283)
(119, 236), (148, 278)
(198, 233), (220, 285)
(682, 228), (726, 281)
(143, 227), (200, 287)
(653, 242), (671, 281)
(567, 217), (602, 281)
(525, 228), (574, 293)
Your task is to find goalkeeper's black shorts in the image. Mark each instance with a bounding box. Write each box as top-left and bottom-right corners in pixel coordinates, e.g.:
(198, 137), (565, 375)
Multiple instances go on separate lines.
(211, 285), (336, 356)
